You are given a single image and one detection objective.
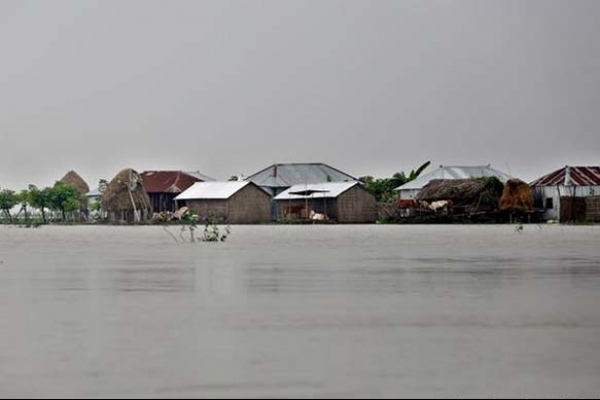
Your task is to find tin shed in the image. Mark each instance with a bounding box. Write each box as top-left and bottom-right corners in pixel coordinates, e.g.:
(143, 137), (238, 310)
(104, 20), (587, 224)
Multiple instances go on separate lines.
(175, 181), (271, 224)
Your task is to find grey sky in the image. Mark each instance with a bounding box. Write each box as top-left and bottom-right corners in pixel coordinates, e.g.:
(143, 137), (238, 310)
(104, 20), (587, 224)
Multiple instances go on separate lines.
(1, 0), (599, 190)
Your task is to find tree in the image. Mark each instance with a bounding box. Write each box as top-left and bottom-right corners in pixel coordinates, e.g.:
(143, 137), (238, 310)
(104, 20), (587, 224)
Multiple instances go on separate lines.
(49, 182), (81, 222)
(0, 188), (17, 223)
(15, 189), (31, 223)
(27, 185), (52, 223)
(361, 161), (432, 202)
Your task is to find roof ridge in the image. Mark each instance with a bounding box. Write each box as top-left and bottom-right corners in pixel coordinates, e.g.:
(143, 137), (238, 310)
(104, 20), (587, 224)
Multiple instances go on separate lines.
(440, 165), (495, 168)
(246, 163), (358, 182)
(531, 166), (600, 187)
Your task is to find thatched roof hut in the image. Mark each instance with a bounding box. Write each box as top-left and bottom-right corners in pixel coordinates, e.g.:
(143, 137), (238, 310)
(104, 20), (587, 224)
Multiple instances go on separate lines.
(102, 169), (152, 223)
(500, 179), (533, 213)
(416, 177), (504, 214)
(60, 171), (90, 195)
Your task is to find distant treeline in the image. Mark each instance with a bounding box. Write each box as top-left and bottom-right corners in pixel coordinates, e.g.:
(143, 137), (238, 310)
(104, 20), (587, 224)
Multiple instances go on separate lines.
(1, 161), (432, 224)
(0, 183), (89, 224)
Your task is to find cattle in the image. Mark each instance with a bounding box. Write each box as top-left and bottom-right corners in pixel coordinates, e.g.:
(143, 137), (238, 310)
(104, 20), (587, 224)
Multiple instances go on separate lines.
(309, 210), (329, 222)
(396, 199), (419, 209)
(428, 200), (454, 215)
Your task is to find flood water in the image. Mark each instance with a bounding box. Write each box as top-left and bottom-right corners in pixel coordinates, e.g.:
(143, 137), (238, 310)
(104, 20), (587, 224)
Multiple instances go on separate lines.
(0, 225), (599, 399)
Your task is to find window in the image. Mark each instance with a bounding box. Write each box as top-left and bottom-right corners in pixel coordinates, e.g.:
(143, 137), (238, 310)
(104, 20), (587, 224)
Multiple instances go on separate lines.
(546, 198), (554, 210)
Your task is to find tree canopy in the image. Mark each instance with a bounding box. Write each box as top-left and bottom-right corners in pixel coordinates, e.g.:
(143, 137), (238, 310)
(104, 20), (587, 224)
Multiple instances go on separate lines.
(48, 182), (81, 221)
(360, 161), (431, 202)
(0, 188), (17, 222)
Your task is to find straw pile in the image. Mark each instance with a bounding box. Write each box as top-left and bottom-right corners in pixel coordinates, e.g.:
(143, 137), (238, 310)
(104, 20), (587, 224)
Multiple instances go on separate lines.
(417, 177), (504, 214)
(102, 169), (152, 223)
(499, 179), (533, 213)
(60, 171), (90, 195)
(60, 170), (90, 211)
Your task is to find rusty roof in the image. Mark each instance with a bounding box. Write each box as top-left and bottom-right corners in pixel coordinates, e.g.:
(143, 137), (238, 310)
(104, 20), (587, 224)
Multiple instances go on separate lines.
(141, 171), (208, 194)
(530, 166), (600, 187)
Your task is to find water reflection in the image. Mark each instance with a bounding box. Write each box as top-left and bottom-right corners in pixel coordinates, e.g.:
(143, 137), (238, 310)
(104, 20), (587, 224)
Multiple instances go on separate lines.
(27, 268), (91, 293)
(0, 225), (600, 398)
(101, 267), (196, 293)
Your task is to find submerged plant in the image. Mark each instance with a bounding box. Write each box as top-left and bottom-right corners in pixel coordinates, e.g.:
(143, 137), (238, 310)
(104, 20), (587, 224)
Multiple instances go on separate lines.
(515, 222), (524, 234)
(164, 211), (231, 243)
(181, 212), (200, 243)
(201, 214), (231, 242)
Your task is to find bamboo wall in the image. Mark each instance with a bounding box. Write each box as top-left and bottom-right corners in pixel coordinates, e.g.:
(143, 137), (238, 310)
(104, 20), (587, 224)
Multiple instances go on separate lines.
(560, 197), (587, 223)
(586, 197), (600, 223)
(335, 185), (378, 223)
(184, 184), (271, 224)
(276, 185), (377, 223)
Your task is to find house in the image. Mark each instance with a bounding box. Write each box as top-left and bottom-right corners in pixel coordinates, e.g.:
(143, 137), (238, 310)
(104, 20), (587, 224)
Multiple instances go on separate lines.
(175, 181), (271, 224)
(247, 163), (358, 197)
(396, 165), (512, 200)
(274, 182), (377, 223)
(246, 163), (358, 220)
(141, 171), (215, 213)
(85, 187), (102, 211)
(530, 166), (600, 223)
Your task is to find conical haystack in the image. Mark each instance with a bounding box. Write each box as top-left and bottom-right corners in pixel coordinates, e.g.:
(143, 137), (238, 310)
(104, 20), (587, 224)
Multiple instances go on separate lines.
(60, 170), (91, 211)
(103, 169), (152, 223)
(500, 179), (533, 213)
(60, 171), (90, 195)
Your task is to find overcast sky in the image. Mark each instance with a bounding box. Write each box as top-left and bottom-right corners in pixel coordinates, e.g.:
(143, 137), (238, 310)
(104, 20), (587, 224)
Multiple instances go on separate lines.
(1, 0), (599, 189)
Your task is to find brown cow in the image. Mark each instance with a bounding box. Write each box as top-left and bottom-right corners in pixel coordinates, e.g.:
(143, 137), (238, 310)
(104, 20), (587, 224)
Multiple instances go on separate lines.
(396, 199), (419, 209)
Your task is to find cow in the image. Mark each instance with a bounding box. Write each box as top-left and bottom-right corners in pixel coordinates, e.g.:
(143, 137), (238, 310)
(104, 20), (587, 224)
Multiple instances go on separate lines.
(309, 211), (329, 222)
(428, 200), (454, 215)
(396, 199), (419, 209)
(395, 199), (422, 217)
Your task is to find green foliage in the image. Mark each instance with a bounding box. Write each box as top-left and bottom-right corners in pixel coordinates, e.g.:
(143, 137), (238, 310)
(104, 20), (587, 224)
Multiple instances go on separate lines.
(0, 188), (17, 222)
(49, 182), (81, 221)
(449, 186), (460, 195)
(26, 185), (53, 223)
(201, 214), (231, 242)
(360, 161), (432, 202)
(165, 212), (232, 243)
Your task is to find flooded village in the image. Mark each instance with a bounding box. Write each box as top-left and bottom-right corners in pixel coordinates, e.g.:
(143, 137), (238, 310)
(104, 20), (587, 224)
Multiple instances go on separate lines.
(1, 163), (600, 226)
(3, 1), (600, 397)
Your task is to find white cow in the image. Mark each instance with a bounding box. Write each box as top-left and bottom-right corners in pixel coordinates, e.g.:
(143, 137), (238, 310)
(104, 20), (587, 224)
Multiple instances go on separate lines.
(309, 211), (329, 222)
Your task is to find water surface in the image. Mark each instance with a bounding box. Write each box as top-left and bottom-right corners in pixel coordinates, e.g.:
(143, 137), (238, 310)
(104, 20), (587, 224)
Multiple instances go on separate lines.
(0, 225), (599, 398)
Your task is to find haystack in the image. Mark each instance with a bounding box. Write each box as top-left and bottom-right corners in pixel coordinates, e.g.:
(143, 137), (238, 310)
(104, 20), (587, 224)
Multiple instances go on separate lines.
(500, 179), (533, 213)
(416, 177), (504, 214)
(60, 170), (90, 211)
(102, 169), (152, 223)
(60, 171), (90, 195)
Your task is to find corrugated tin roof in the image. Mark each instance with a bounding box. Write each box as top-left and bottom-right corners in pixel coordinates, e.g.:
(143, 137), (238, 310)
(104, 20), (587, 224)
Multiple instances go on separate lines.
(530, 166), (600, 187)
(141, 171), (208, 194)
(86, 188), (102, 197)
(274, 182), (361, 200)
(185, 171), (216, 182)
(396, 165), (512, 191)
(175, 181), (254, 200)
(247, 163), (357, 188)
